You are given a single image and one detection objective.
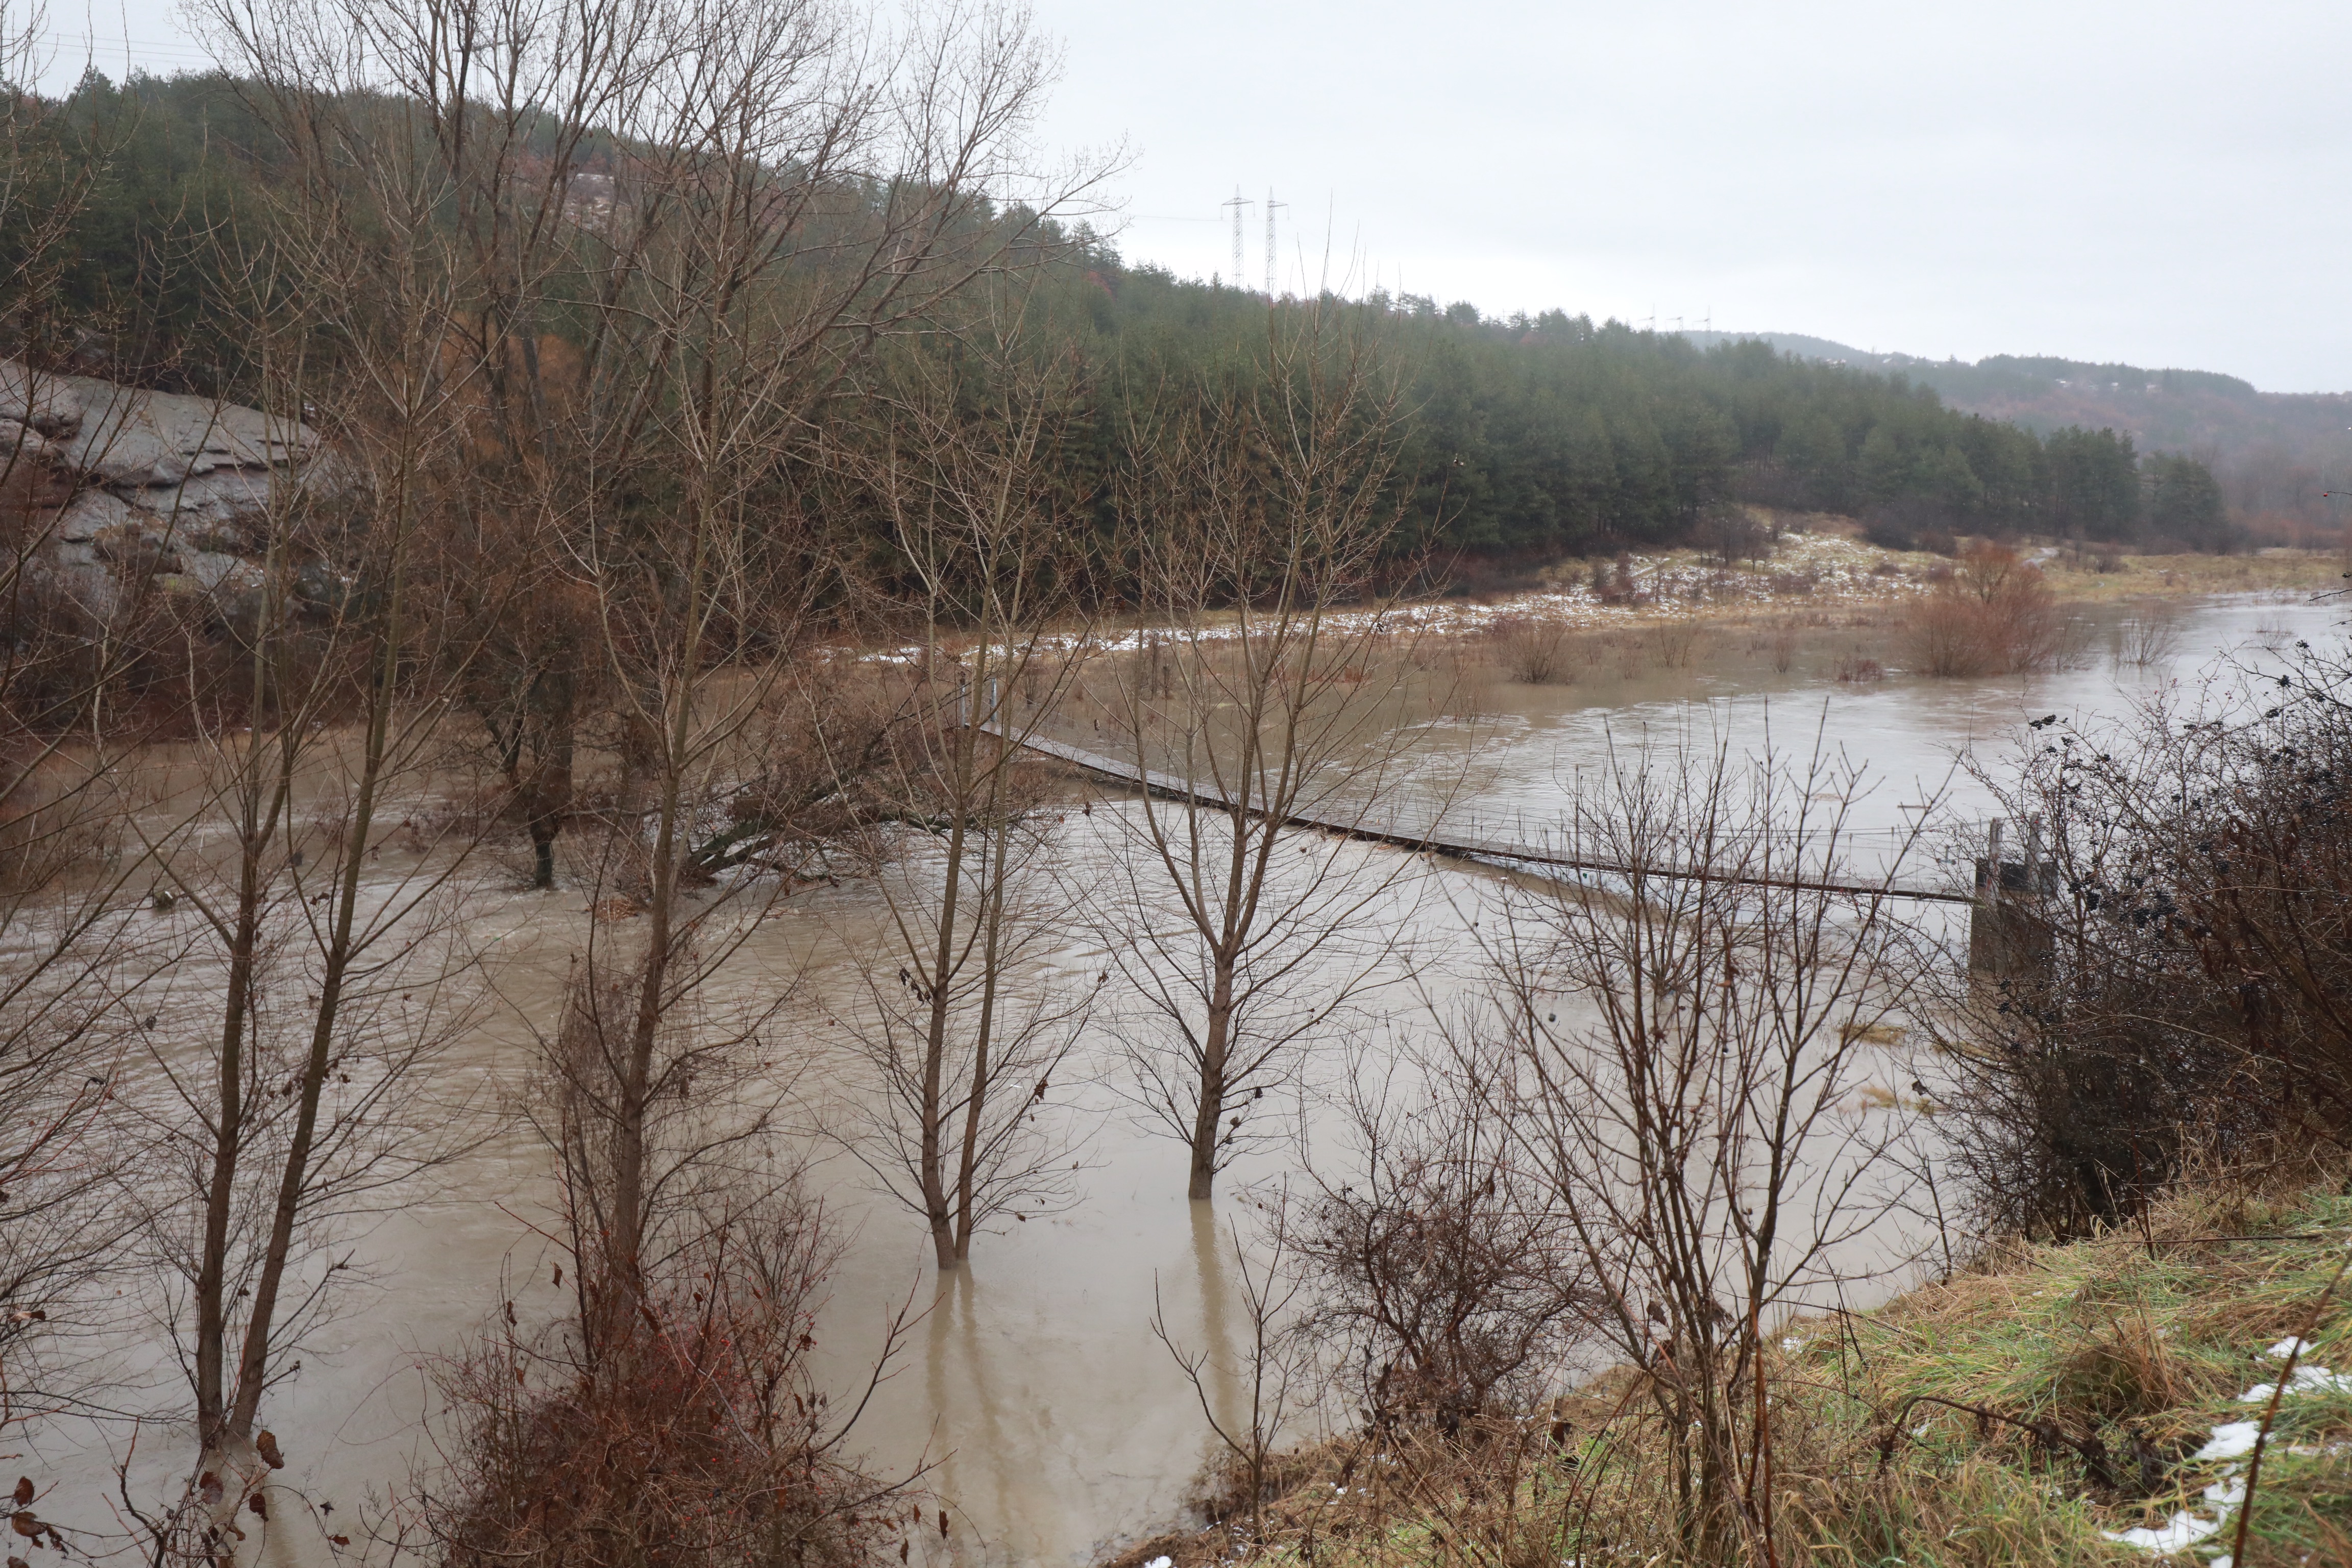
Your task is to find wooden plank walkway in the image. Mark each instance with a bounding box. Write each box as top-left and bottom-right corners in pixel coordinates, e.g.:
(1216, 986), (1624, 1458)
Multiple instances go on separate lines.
(995, 725), (1978, 905)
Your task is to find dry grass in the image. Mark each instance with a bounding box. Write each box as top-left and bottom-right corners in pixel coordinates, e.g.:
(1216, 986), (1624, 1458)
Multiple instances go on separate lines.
(1108, 1169), (2352, 1567)
(2044, 548), (2351, 603)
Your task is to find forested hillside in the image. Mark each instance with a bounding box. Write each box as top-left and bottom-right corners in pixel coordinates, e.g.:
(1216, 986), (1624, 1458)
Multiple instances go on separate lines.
(1687, 328), (2352, 545)
(1039, 268), (2231, 557)
(13, 67), (2241, 562)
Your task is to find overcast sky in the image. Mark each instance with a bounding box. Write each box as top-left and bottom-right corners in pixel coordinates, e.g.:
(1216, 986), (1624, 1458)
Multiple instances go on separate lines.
(34, 0), (2352, 390)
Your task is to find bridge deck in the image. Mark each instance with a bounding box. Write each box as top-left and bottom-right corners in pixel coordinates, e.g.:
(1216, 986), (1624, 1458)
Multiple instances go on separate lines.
(999, 726), (1976, 905)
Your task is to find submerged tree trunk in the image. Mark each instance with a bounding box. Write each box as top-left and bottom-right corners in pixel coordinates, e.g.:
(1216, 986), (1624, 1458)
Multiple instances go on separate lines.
(193, 852), (266, 1447)
(1186, 979), (1236, 1200)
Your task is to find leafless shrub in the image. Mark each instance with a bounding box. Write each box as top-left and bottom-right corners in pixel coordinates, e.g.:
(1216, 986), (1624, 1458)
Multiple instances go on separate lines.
(1767, 628), (1798, 673)
(423, 1185), (915, 1568)
(1903, 545), (2085, 677)
(1293, 1053), (1583, 1431)
(1937, 645), (2352, 1235)
(2115, 603), (2186, 670)
(1489, 614), (1576, 684)
(1648, 615), (1702, 670)
(1150, 1206), (1310, 1553)
(1834, 649), (1885, 683)
(1473, 735), (1935, 1559)
(483, 932), (924, 1561)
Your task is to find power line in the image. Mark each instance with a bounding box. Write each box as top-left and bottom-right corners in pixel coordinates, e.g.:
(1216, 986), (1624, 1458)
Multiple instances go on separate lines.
(13, 27), (220, 67)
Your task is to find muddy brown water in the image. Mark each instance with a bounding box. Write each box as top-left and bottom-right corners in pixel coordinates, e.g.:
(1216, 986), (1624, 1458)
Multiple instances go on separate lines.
(13, 593), (2346, 1567)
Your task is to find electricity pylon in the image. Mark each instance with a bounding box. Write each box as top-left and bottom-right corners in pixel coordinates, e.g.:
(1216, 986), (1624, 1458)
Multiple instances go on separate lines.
(1264, 189), (1286, 297)
(1221, 187), (1252, 289)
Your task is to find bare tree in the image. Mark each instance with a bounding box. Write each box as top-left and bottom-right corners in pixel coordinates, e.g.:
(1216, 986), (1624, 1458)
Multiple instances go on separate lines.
(533, 0), (1088, 1298)
(1150, 1201), (1311, 1554)
(111, 0), (564, 1509)
(0, 22), (312, 1514)
(1475, 732), (1933, 1564)
(326, 0), (664, 895)
(836, 320), (1099, 1267)
(122, 352), (491, 1491)
(1095, 301), (1446, 1200)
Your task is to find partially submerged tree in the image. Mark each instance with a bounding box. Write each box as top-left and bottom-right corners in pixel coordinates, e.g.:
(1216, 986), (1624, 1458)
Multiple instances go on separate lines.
(1096, 301), (1443, 1199)
(528, 0), (1101, 1303)
(841, 321), (1097, 1268)
(125, 303), (490, 1497)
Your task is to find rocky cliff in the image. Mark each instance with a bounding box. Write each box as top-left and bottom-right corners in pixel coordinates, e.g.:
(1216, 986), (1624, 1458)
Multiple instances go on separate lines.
(4, 360), (324, 625)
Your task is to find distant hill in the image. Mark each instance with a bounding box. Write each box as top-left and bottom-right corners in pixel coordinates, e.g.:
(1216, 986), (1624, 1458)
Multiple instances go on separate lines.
(1680, 331), (2352, 540)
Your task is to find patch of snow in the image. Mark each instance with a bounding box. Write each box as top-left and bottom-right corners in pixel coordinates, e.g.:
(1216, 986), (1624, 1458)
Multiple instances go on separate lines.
(2202, 1474), (2247, 1509)
(2196, 1423), (2264, 1461)
(2265, 1337), (2313, 1360)
(2236, 1364), (2352, 1401)
(2102, 1511), (2220, 1553)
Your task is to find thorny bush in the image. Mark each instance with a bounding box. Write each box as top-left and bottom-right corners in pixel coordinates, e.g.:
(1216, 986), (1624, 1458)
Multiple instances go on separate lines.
(1944, 634), (2352, 1234)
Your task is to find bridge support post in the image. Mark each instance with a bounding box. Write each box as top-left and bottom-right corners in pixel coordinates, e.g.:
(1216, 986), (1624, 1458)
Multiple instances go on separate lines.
(1969, 814), (2055, 979)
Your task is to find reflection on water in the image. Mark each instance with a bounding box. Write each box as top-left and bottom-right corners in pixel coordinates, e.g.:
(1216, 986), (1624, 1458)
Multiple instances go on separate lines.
(24, 592), (2348, 1567)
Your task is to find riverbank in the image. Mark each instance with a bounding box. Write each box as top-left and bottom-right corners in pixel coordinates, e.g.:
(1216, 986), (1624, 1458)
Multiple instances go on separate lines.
(1403, 527), (2344, 637)
(997, 534), (2344, 713)
(1100, 1164), (2352, 1567)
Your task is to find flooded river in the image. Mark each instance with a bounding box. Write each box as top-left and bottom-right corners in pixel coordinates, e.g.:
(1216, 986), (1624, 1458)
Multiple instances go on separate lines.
(16, 591), (2347, 1566)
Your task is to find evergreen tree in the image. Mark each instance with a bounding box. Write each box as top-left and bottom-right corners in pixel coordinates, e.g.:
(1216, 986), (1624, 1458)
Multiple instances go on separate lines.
(2145, 452), (2234, 551)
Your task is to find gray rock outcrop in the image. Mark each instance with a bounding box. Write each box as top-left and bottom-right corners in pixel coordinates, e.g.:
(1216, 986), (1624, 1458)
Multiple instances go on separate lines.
(4, 360), (325, 625)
